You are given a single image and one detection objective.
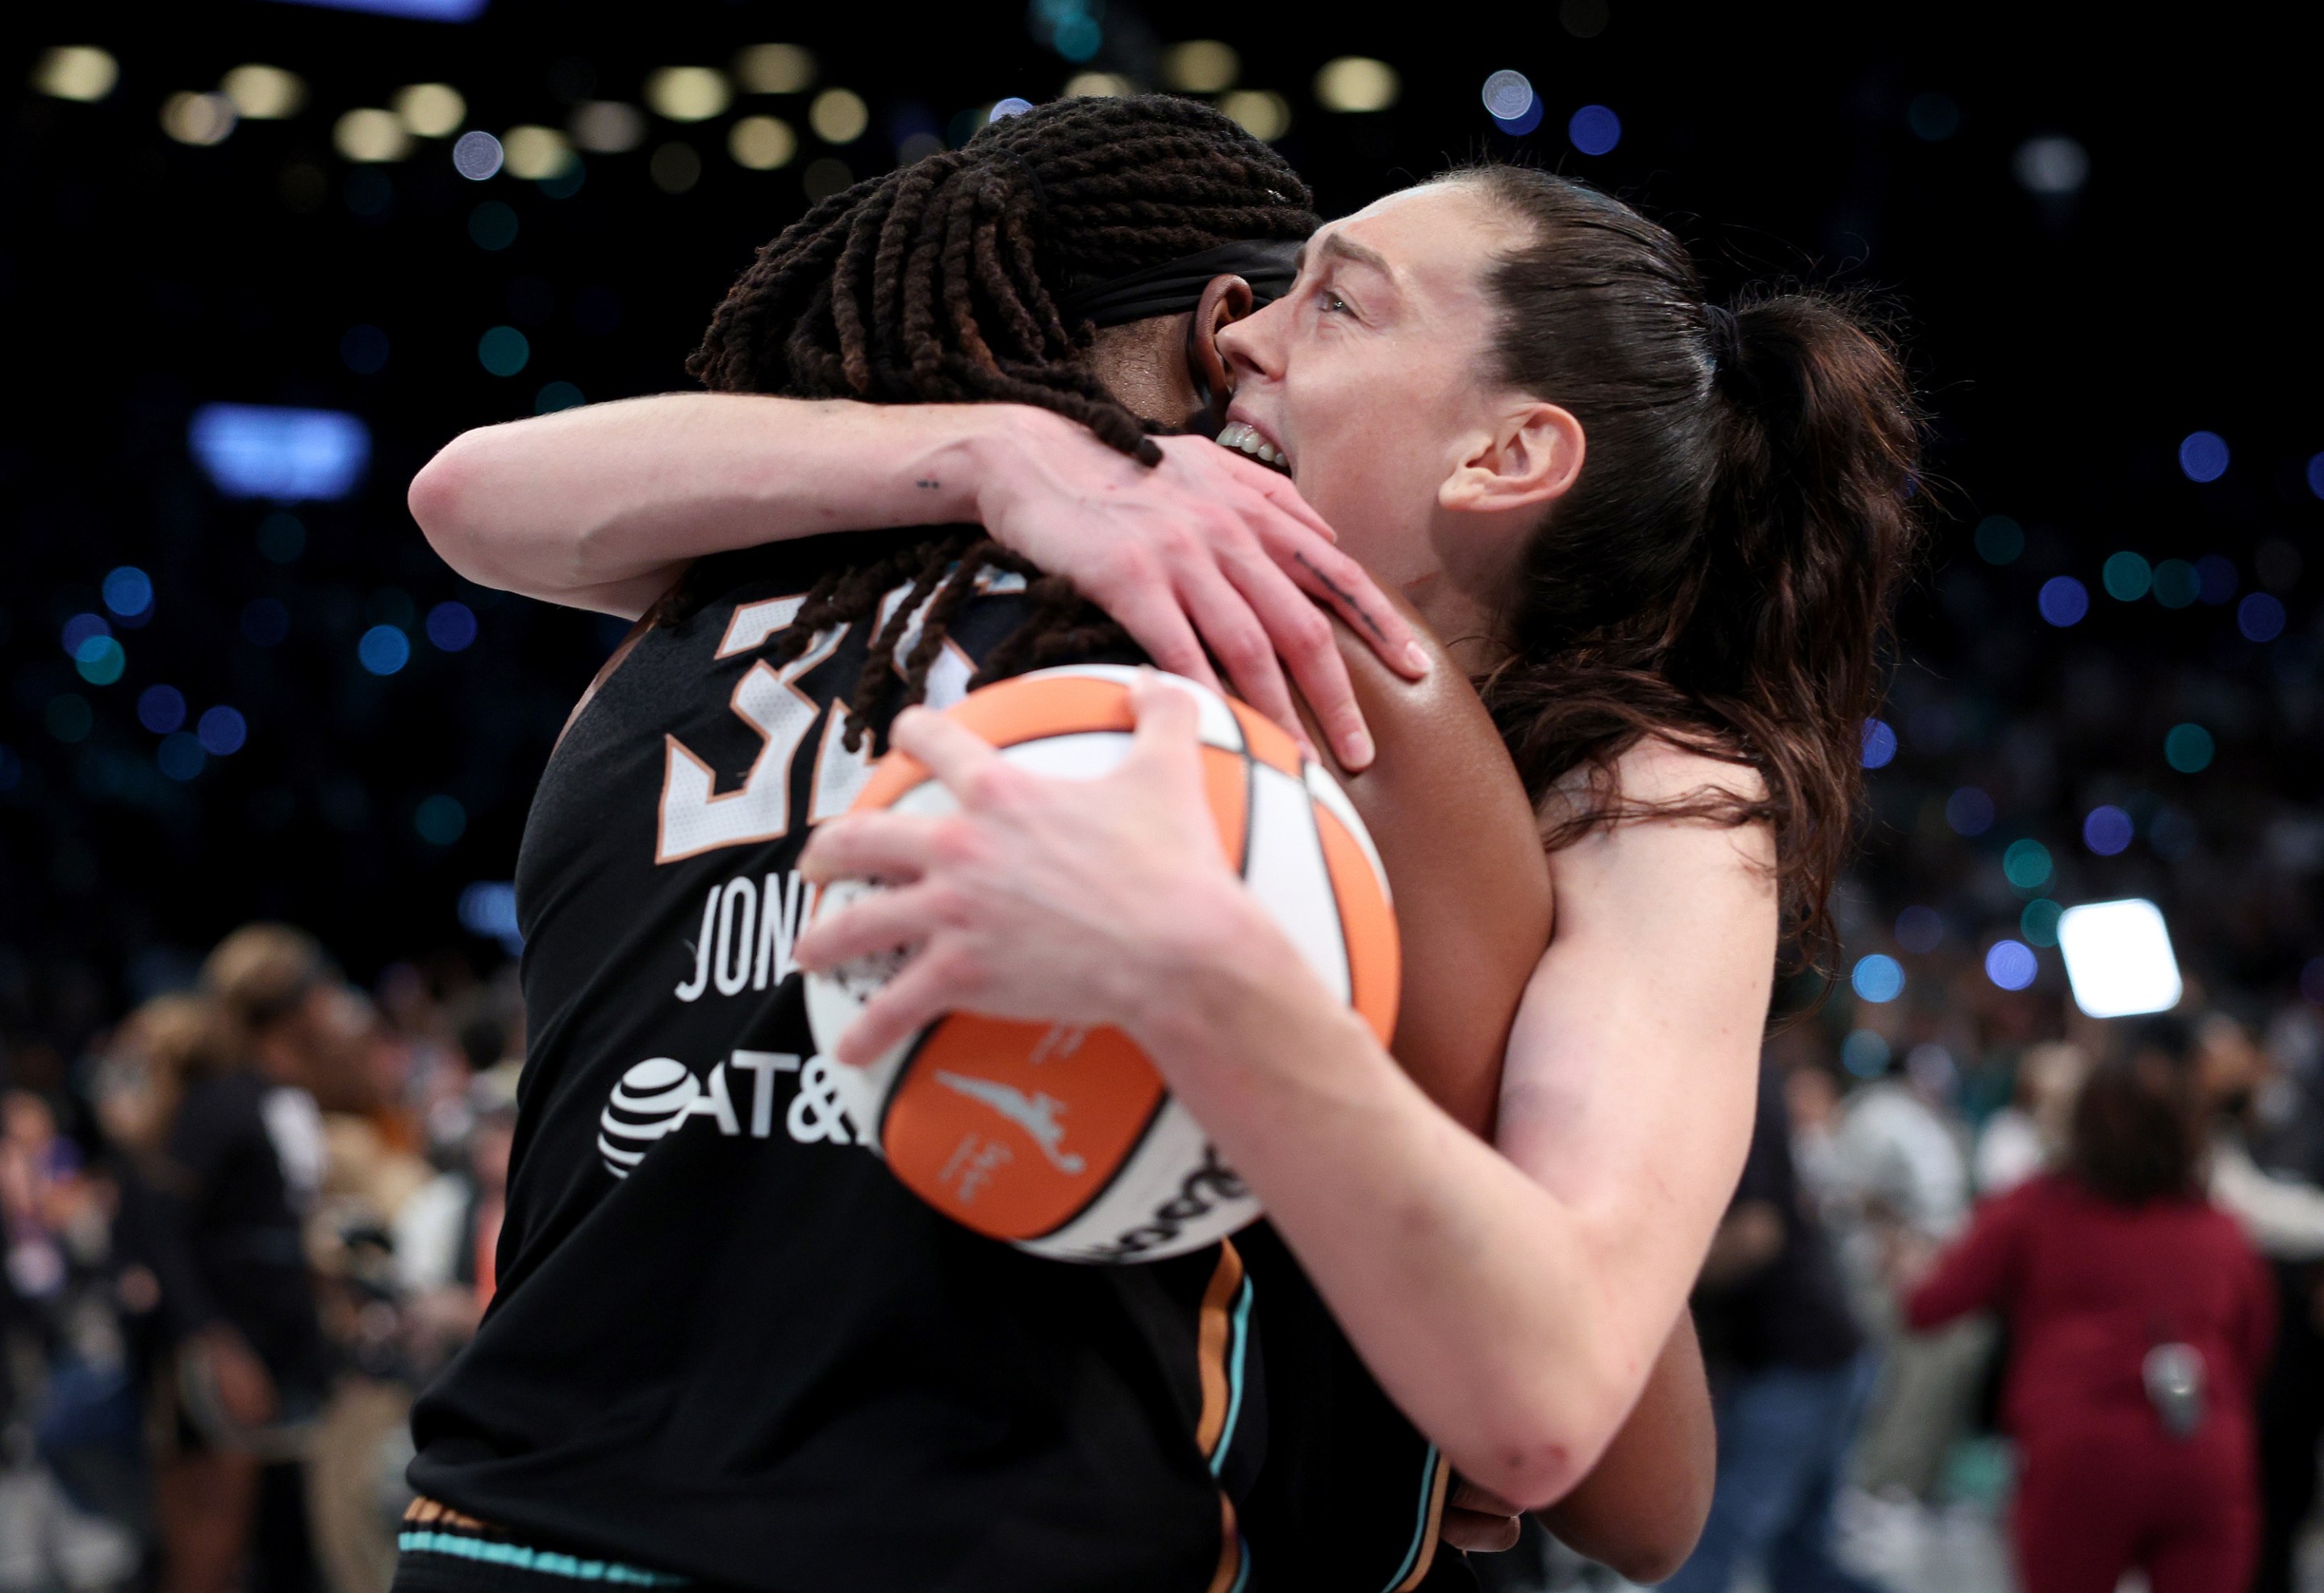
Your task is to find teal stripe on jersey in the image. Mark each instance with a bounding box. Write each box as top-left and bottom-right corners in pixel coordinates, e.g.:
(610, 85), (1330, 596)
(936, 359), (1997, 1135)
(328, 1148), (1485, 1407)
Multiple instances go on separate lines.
(1209, 1276), (1256, 1478)
(396, 1530), (689, 1586)
(1377, 1445), (1444, 1593)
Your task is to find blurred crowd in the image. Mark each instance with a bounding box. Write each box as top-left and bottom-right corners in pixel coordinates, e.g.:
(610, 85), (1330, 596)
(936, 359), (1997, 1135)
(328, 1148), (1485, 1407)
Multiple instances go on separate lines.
(1, 925), (519, 1593)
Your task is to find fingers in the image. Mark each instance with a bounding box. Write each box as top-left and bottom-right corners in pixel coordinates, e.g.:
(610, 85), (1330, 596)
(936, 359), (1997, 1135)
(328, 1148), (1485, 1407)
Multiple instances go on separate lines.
(1219, 551), (1373, 771)
(1126, 669), (1205, 770)
(1095, 579), (1226, 698)
(792, 880), (942, 974)
(1186, 438), (1340, 544)
(887, 705), (1003, 792)
(830, 941), (964, 1066)
(1264, 529), (1431, 682)
(797, 811), (943, 885)
(1172, 559), (1309, 758)
(1439, 1507), (1524, 1555)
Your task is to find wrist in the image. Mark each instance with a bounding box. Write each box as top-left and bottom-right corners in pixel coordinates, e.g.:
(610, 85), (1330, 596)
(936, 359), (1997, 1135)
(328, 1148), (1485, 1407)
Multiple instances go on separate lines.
(1118, 884), (1352, 1070)
(956, 405), (1079, 530)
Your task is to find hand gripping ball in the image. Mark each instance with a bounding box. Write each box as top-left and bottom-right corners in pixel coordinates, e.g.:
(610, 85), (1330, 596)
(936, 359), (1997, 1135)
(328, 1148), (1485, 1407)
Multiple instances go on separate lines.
(805, 666), (1398, 1263)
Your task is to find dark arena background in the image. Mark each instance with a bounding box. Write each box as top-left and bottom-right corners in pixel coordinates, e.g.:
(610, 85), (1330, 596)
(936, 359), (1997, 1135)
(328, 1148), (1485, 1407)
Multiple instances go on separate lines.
(2, 2), (2322, 1589)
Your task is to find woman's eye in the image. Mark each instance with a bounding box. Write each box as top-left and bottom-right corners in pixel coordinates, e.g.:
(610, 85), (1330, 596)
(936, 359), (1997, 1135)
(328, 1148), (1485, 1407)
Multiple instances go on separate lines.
(1320, 293), (1350, 314)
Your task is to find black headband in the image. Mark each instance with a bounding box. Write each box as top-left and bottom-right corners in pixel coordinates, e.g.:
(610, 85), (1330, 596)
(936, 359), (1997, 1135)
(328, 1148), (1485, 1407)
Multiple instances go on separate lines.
(1060, 239), (1305, 328)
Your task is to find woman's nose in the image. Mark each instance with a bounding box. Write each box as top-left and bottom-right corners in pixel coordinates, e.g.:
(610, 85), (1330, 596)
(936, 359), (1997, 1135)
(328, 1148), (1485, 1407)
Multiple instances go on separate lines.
(1215, 300), (1280, 380)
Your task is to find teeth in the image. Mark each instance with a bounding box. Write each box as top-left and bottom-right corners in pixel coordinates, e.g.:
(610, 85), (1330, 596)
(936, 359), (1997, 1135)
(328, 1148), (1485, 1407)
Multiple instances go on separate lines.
(1214, 420), (1289, 473)
(1257, 443), (1279, 463)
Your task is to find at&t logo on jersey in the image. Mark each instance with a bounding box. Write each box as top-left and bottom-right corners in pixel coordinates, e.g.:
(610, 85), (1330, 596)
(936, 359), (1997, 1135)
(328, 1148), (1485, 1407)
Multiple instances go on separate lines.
(598, 1050), (856, 1178)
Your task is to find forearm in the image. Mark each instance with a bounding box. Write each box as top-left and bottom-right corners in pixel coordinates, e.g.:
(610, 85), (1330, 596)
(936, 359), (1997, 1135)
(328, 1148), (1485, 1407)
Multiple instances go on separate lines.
(1130, 931), (1671, 1507)
(1537, 1311), (1713, 1583)
(408, 395), (1018, 615)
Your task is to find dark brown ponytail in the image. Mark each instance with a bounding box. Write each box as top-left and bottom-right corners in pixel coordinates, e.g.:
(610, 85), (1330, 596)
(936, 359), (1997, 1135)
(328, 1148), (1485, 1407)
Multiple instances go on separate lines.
(1461, 165), (1922, 960)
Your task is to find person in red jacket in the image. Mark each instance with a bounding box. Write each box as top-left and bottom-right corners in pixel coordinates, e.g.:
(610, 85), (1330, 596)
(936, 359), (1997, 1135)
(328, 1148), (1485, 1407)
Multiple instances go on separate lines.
(1908, 1016), (2274, 1593)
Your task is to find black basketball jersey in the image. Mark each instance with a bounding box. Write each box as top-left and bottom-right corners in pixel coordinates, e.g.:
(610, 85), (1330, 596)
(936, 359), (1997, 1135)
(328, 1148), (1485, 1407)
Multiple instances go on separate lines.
(408, 529), (1457, 1592)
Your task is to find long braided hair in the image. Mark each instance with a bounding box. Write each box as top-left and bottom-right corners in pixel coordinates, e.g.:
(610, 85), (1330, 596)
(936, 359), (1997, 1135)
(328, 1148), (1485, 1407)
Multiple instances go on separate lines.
(663, 95), (1316, 749)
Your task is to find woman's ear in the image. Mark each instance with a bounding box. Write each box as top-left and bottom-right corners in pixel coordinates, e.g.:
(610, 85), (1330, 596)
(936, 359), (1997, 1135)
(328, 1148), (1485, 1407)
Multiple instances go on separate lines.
(1439, 402), (1586, 516)
(1184, 274), (1256, 437)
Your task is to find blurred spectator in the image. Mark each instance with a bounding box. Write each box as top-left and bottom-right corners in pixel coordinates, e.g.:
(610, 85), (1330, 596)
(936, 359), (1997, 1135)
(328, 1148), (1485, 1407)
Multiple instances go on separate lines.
(1907, 1016), (2274, 1593)
(1972, 1041), (2088, 1196)
(1663, 1052), (1879, 1593)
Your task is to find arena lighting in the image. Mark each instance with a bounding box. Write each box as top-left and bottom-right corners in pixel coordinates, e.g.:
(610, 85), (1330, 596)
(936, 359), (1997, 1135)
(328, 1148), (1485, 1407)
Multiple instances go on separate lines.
(395, 83), (466, 138)
(2057, 899), (2183, 1018)
(459, 881), (525, 955)
(1161, 41), (1239, 94)
(729, 116), (796, 171)
(2013, 134), (2089, 196)
(646, 67), (731, 123)
(1315, 58), (1399, 113)
(1063, 72), (1132, 98)
(1219, 90), (1290, 142)
(571, 101), (645, 153)
(336, 108), (412, 162)
(32, 47), (119, 102)
(261, 0), (489, 19)
(809, 89), (870, 144)
(221, 65), (304, 119)
(188, 404), (370, 501)
(734, 44), (816, 95)
(502, 126), (575, 181)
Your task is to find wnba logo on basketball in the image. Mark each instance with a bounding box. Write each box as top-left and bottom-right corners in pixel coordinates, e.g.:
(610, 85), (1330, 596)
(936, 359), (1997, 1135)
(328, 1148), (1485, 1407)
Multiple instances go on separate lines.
(806, 665), (1399, 1265)
(597, 1057), (698, 1177)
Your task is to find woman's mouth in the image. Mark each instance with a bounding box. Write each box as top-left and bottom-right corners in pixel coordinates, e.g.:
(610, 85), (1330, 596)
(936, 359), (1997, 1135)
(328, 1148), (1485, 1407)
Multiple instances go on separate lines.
(1215, 419), (1291, 476)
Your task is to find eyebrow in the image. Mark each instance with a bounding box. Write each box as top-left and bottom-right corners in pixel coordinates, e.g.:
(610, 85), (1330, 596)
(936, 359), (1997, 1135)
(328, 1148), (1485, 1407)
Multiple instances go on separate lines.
(1294, 232), (1397, 281)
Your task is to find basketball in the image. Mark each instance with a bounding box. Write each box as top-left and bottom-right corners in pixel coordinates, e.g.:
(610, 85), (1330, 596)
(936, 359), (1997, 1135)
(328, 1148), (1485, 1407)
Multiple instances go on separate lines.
(804, 665), (1399, 1263)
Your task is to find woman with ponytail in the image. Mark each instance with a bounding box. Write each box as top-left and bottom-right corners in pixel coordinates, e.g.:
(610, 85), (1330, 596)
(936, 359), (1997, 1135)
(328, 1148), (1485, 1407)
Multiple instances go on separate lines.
(793, 161), (1921, 1509)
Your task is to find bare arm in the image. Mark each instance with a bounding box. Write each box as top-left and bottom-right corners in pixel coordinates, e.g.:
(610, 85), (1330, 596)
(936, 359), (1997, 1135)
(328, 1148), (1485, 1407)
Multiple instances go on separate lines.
(1536, 1311), (1715, 1583)
(796, 693), (1770, 1507)
(408, 394), (1423, 767)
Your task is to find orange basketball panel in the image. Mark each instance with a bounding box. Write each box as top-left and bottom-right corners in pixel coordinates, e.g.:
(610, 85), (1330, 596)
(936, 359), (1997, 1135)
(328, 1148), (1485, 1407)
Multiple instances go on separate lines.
(882, 1016), (1167, 1240)
(1224, 698), (1304, 777)
(852, 674), (1137, 813)
(1201, 742), (1252, 872)
(1314, 806), (1402, 1044)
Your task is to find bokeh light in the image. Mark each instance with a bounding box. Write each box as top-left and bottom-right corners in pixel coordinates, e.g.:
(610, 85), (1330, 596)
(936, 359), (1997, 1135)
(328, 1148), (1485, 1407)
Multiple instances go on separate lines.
(395, 83), (466, 138)
(571, 102), (646, 154)
(2002, 838), (2053, 891)
(452, 131), (504, 180)
(1219, 91), (1290, 142)
(102, 567), (154, 618)
(47, 694), (94, 743)
(809, 89), (869, 144)
(162, 93), (238, 148)
(1063, 73), (1132, 98)
(32, 48), (119, 104)
(2038, 575), (2089, 626)
(503, 127), (575, 181)
(1161, 41), (1240, 94)
(257, 514), (306, 563)
(197, 706), (249, 756)
(157, 734), (204, 781)
(1984, 939), (2038, 990)
(1568, 105), (1622, 156)
(534, 382), (584, 414)
(1315, 58), (1399, 113)
(734, 44), (816, 95)
(1841, 1031), (1891, 1078)
(2178, 431), (2230, 483)
(2100, 551), (2151, 601)
(2309, 453), (2324, 501)
(427, 601), (479, 652)
(2013, 135), (2088, 195)
(221, 65), (304, 120)
(2020, 898), (2063, 947)
(1946, 786), (1996, 837)
(1482, 70), (1536, 121)
(359, 625), (412, 675)
(2238, 592), (2287, 642)
(75, 636), (126, 686)
(2151, 558), (2200, 608)
(650, 144), (703, 194)
(469, 202), (519, 251)
(646, 67), (733, 123)
(1895, 905), (1945, 954)
(2304, 958), (2324, 1009)
(336, 109), (412, 163)
(729, 115), (797, 170)
(2083, 805), (2134, 855)
(61, 614), (110, 656)
(416, 795), (469, 846)
(2163, 723), (2214, 773)
(1860, 717), (1897, 769)
(1974, 515), (2024, 564)
(137, 686), (187, 735)
(478, 326), (529, 377)
(1851, 953), (1904, 1003)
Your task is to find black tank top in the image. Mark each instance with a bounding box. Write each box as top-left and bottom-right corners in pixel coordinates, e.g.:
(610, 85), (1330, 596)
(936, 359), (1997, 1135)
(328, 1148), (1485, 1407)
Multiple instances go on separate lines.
(408, 530), (1457, 1592)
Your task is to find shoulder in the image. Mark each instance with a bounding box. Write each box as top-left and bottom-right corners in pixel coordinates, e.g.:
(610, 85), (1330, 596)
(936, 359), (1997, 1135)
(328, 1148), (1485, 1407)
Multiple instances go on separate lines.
(1537, 735), (1774, 871)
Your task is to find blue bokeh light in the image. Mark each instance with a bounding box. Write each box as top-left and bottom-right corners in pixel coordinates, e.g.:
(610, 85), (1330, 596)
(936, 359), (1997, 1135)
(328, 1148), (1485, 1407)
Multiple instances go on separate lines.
(416, 794), (469, 845)
(2038, 575), (2089, 626)
(478, 326), (530, 377)
(2083, 804), (2134, 855)
(989, 98), (1034, 123)
(196, 706), (248, 756)
(102, 567), (154, 617)
(136, 685), (187, 734)
(1984, 939), (2038, 991)
(1895, 905), (1946, 954)
(2238, 592), (2286, 642)
(1860, 717), (1897, 769)
(1945, 786), (1996, 837)
(75, 636), (126, 686)
(358, 625), (412, 675)
(1568, 104), (1621, 155)
(2178, 431), (2229, 483)
(459, 881), (525, 955)
(157, 734), (206, 781)
(2309, 453), (2324, 501)
(426, 601), (479, 652)
(190, 404), (371, 501)
(1851, 953), (1905, 1003)
(61, 613), (111, 656)
(1841, 1031), (1891, 1078)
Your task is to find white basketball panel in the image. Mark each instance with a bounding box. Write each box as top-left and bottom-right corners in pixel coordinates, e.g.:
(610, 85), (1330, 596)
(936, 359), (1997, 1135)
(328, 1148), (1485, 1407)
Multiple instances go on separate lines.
(1242, 763), (1352, 1004)
(1019, 1097), (1260, 1262)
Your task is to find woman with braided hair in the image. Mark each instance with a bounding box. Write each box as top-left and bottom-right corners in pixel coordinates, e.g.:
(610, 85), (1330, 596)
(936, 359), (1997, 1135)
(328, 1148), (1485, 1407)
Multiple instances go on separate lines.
(405, 96), (1712, 1593)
